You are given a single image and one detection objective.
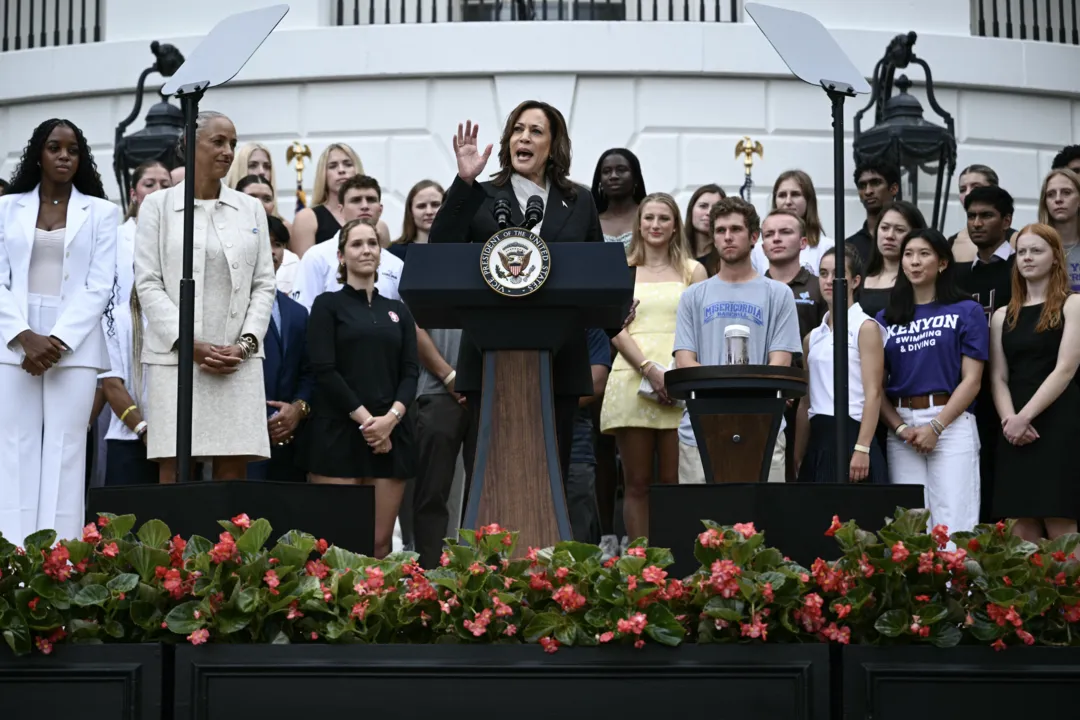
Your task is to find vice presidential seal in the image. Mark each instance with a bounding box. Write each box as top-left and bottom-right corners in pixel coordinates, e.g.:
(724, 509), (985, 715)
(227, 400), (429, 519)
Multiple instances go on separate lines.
(480, 228), (551, 297)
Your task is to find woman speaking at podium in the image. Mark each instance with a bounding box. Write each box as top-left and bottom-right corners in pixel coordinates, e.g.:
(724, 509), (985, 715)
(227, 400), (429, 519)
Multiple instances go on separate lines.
(428, 100), (604, 481)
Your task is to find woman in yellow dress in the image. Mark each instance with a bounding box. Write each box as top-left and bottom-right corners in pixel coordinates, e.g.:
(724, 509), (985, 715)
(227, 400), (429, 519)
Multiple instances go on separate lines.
(600, 192), (707, 540)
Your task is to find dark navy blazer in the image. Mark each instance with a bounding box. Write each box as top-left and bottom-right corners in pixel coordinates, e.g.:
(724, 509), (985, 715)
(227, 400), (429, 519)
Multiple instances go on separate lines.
(264, 290), (314, 412)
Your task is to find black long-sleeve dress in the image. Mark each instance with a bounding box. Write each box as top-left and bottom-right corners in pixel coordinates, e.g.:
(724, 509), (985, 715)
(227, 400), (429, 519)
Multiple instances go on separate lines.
(304, 285), (419, 479)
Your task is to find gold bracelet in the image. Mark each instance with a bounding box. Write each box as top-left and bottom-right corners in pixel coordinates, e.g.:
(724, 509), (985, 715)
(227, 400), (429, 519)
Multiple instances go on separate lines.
(119, 405), (138, 423)
(293, 399), (311, 418)
(638, 358), (652, 373)
(894, 423), (909, 436)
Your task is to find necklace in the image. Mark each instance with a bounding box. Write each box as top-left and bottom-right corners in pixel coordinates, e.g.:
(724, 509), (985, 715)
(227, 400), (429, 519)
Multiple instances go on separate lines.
(643, 263), (670, 271)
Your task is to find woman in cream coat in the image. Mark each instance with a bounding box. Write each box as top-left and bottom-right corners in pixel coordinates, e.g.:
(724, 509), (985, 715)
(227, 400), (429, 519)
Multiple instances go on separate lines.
(0, 119), (118, 544)
(134, 111), (276, 482)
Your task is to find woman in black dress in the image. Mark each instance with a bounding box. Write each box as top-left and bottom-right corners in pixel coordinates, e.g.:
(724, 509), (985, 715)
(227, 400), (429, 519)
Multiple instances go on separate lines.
(990, 223), (1080, 541)
(306, 218), (419, 558)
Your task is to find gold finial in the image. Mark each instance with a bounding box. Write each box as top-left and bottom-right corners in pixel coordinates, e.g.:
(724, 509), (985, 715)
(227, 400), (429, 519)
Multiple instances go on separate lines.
(286, 141), (312, 175)
(286, 142), (312, 208)
(734, 136), (764, 177)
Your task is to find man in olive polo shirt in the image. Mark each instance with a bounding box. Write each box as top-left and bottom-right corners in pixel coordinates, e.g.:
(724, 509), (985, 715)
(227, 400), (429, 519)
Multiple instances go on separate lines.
(761, 209), (827, 481)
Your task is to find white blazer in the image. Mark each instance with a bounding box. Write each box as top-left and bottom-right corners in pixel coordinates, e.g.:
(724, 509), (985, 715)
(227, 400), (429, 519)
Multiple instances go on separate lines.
(0, 186), (119, 370)
(133, 182), (276, 365)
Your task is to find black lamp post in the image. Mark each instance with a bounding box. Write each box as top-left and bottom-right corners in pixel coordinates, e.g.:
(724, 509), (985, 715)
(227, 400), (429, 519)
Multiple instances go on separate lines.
(853, 32), (957, 233)
(113, 41), (186, 213)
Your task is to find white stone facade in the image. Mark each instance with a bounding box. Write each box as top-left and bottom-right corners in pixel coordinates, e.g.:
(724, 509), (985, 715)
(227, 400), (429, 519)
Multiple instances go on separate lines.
(1, 0), (1077, 239)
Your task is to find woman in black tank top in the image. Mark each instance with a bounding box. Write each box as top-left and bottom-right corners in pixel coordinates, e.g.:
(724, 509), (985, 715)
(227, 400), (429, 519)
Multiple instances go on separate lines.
(313, 204), (341, 245)
(291, 143), (361, 256)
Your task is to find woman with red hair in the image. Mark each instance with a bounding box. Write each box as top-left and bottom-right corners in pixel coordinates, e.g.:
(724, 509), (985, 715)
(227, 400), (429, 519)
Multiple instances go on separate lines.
(990, 223), (1080, 541)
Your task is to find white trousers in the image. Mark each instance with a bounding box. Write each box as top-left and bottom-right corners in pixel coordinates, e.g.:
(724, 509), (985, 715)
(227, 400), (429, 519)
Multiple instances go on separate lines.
(886, 406), (981, 536)
(678, 433), (787, 485)
(0, 294), (99, 546)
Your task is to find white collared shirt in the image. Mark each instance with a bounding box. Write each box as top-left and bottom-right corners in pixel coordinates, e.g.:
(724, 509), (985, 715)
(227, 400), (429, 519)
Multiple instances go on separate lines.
(971, 240), (1014, 268)
(290, 232), (403, 311)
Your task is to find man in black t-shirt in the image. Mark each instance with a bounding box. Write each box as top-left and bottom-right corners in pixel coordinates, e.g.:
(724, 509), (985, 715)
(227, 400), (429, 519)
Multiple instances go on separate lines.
(954, 185), (1015, 523)
(846, 160), (900, 263)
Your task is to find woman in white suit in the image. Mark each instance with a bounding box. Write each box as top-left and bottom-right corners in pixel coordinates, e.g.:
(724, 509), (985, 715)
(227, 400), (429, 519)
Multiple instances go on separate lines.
(0, 119), (119, 544)
(134, 111), (276, 482)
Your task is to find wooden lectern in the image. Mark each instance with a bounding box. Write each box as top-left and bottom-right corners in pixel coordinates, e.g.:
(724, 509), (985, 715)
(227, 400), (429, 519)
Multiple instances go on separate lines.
(665, 366), (806, 484)
(399, 243), (632, 551)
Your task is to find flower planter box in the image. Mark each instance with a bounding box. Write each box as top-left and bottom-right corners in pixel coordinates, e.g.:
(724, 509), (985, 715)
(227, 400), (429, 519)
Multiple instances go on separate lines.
(842, 645), (1080, 718)
(175, 643), (831, 720)
(0, 643), (168, 720)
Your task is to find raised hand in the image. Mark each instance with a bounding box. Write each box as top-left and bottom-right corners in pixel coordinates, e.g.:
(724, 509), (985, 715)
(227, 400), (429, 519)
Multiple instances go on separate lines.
(452, 121), (493, 185)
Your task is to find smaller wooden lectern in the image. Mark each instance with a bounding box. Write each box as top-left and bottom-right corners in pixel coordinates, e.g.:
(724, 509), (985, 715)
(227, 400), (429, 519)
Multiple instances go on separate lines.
(665, 366), (807, 484)
(399, 243), (632, 552)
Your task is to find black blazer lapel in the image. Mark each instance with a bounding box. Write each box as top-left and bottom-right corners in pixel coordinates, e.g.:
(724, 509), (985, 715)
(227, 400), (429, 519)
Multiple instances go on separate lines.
(539, 183), (571, 243)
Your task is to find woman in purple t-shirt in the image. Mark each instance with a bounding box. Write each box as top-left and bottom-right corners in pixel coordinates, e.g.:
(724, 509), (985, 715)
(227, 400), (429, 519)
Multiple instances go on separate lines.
(876, 229), (988, 536)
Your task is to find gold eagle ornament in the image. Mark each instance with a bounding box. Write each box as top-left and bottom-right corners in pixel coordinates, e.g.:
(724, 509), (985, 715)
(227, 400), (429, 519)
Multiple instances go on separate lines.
(734, 136), (764, 177)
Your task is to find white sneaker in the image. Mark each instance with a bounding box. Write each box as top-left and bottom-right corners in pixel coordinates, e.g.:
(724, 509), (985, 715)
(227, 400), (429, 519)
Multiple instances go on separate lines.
(599, 534), (619, 562)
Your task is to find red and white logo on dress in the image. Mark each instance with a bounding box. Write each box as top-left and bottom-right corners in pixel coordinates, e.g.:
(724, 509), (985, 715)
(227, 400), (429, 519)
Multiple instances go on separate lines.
(388, 311), (399, 323)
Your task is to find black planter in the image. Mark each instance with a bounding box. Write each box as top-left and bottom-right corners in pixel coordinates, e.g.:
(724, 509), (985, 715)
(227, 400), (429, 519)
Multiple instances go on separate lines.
(175, 643), (830, 719)
(842, 645), (1080, 718)
(0, 642), (168, 720)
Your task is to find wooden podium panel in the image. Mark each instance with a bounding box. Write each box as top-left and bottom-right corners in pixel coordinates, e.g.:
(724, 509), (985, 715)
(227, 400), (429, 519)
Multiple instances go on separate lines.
(698, 412), (776, 484)
(465, 350), (568, 552)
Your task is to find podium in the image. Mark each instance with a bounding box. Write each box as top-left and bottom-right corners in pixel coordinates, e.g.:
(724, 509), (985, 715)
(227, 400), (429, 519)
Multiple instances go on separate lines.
(399, 242), (632, 552)
(665, 365), (806, 484)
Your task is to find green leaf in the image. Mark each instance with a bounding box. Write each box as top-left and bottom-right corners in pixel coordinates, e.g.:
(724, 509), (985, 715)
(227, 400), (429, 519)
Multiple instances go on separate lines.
(72, 585), (110, 607)
(731, 534), (765, 565)
(616, 555), (646, 577)
(23, 529), (57, 553)
(584, 608), (609, 629)
(164, 601), (204, 635)
(104, 620), (125, 639)
(215, 608), (252, 635)
(324, 619), (350, 640)
(554, 541), (603, 564)
(106, 573), (140, 594)
(183, 535), (214, 560)
(29, 576), (71, 608)
(987, 587), (1021, 605)
(930, 623), (961, 648)
(918, 603), (948, 626)
(644, 546), (675, 569)
(874, 609), (909, 638)
(969, 617), (1002, 642)
(137, 519), (172, 549)
(757, 571), (787, 591)
(101, 514), (136, 540)
(644, 604), (686, 647)
(751, 548), (785, 571)
(322, 546), (363, 572)
(524, 612), (562, 642)
(236, 587), (260, 614)
(129, 601), (161, 630)
(236, 518), (273, 555)
(3, 615), (31, 655)
(63, 540), (94, 566)
(126, 545), (171, 583)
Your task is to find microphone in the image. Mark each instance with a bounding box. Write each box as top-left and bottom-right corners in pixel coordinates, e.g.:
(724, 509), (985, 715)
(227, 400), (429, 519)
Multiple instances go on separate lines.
(493, 196), (512, 229)
(523, 195), (544, 230)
